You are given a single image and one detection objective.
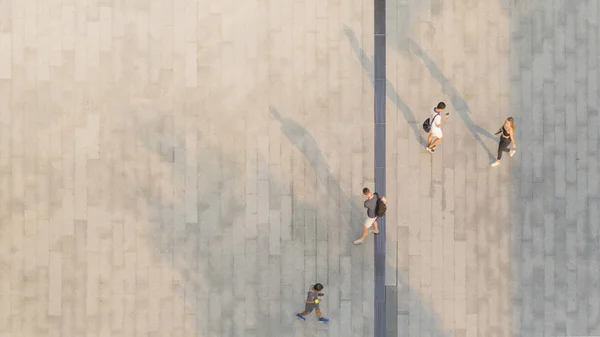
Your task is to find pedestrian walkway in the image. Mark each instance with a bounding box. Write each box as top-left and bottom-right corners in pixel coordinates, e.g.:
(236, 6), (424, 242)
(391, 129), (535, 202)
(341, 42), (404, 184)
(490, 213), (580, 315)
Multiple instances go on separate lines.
(383, 0), (600, 336)
(1, 0), (597, 337)
(0, 1), (377, 337)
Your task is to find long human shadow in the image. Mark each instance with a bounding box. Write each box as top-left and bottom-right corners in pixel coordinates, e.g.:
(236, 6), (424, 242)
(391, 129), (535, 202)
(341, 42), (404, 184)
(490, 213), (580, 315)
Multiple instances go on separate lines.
(343, 26), (425, 146)
(407, 39), (497, 161)
(270, 106), (449, 337)
(270, 106), (363, 232)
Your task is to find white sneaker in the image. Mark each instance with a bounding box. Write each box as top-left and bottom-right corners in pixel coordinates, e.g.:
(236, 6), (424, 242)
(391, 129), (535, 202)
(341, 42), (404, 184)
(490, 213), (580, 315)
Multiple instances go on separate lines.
(491, 160), (500, 167)
(353, 239), (364, 245)
(509, 149), (516, 157)
(370, 229), (380, 234)
(426, 146), (434, 153)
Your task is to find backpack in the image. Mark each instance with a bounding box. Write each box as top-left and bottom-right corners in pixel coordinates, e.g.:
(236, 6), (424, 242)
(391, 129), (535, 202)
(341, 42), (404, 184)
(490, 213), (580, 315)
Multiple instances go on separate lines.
(423, 113), (439, 133)
(374, 193), (387, 217)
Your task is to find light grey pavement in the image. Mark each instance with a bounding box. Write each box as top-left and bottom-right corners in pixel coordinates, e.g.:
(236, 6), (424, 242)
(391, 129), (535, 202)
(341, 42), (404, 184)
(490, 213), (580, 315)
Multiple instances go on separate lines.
(0, 0), (379, 337)
(382, 0), (600, 336)
(1, 0), (599, 337)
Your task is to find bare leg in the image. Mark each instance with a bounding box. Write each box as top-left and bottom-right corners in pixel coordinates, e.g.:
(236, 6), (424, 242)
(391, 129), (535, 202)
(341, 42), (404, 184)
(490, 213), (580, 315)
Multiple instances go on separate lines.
(358, 226), (369, 241)
(427, 133), (433, 147)
(315, 309), (323, 319)
(372, 220), (378, 232)
(429, 137), (443, 149)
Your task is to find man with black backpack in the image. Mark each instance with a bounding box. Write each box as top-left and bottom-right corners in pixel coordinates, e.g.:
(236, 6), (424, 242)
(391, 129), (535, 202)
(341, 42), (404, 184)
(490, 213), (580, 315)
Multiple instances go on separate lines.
(353, 187), (387, 245)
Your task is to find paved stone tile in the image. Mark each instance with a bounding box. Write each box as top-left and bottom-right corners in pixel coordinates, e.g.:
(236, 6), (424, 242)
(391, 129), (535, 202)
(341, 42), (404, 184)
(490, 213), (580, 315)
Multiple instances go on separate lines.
(381, 0), (600, 336)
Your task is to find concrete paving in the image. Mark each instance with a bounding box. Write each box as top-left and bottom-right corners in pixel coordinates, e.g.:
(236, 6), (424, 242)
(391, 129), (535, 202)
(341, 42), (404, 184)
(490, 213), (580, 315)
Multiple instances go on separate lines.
(1, 0), (598, 337)
(0, 0), (377, 337)
(383, 0), (600, 336)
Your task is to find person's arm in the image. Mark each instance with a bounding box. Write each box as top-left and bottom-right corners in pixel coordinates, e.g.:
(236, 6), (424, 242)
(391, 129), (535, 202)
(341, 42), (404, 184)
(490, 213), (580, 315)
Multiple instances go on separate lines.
(438, 115), (449, 126)
(494, 127), (503, 135)
(381, 197), (387, 204)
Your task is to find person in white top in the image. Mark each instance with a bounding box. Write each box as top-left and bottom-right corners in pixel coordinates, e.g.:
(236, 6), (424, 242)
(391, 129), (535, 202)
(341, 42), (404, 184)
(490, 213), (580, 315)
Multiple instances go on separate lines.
(426, 102), (450, 153)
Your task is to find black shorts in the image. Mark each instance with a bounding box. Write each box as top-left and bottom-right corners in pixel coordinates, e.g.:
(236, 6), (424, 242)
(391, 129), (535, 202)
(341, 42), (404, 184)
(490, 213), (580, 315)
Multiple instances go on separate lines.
(304, 303), (319, 313)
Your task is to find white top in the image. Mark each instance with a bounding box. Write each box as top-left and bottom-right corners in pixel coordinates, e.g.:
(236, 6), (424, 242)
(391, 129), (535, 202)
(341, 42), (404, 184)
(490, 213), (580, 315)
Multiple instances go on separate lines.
(430, 107), (442, 130)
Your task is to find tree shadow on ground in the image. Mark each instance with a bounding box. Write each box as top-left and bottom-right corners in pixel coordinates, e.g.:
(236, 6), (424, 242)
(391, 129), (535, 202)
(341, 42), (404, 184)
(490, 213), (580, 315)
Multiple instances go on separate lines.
(131, 111), (371, 336)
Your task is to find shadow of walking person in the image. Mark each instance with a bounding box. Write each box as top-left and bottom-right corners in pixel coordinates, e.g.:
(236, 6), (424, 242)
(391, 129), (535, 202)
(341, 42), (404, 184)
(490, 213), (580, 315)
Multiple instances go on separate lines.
(269, 106), (362, 244)
(407, 39), (497, 161)
(343, 26), (426, 146)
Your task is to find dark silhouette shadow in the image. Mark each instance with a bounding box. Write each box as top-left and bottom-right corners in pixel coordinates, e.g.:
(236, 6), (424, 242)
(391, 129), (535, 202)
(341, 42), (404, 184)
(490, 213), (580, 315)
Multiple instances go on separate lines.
(270, 106), (361, 247)
(343, 26), (426, 146)
(407, 39), (497, 161)
(270, 106), (449, 337)
(269, 107), (344, 201)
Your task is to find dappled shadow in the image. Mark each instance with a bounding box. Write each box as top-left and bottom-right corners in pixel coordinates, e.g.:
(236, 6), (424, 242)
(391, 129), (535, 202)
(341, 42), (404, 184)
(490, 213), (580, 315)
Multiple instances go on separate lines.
(131, 109), (371, 336)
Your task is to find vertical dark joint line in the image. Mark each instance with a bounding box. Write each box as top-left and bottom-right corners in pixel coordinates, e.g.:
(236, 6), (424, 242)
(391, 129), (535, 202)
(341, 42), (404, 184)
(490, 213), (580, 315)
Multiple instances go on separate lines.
(373, 0), (386, 336)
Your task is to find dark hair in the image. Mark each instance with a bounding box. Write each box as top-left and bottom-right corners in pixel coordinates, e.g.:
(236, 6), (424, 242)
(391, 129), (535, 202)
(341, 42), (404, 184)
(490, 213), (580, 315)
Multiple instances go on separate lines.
(362, 187), (370, 195)
(436, 102), (446, 110)
(314, 283), (324, 291)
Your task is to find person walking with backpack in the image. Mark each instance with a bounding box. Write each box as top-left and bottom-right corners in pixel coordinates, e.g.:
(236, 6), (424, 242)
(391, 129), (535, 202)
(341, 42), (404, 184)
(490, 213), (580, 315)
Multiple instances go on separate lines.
(353, 187), (387, 245)
(490, 117), (516, 167)
(424, 102), (450, 153)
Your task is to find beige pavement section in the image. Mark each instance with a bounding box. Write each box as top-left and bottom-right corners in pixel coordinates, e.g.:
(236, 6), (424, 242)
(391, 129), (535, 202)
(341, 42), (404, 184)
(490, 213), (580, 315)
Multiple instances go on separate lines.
(0, 0), (377, 336)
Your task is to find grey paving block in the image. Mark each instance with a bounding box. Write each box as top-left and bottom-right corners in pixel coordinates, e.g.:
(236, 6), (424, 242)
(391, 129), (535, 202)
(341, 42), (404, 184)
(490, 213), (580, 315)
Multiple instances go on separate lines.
(245, 194), (258, 239)
(304, 210), (317, 256)
(350, 255), (365, 337)
(340, 256), (352, 301)
(269, 256), (282, 301)
(280, 196), (292, 241)
(316, 238), (329, 285)
(257, 180), (270, 228)
(269, 210), (281, 256)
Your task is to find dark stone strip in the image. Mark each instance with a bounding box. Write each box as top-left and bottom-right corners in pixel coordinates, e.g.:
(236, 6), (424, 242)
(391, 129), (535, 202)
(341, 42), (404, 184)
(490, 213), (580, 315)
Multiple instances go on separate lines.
(373, 0), (386, 336)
